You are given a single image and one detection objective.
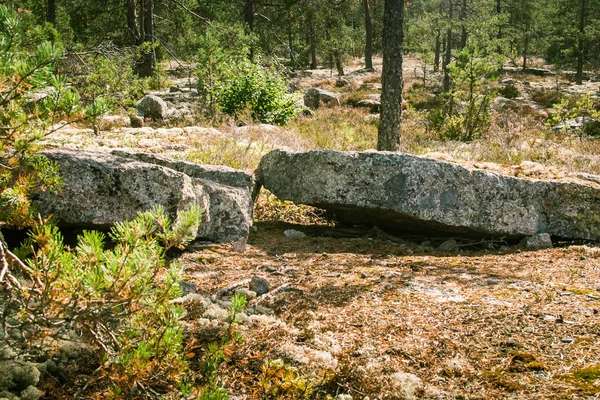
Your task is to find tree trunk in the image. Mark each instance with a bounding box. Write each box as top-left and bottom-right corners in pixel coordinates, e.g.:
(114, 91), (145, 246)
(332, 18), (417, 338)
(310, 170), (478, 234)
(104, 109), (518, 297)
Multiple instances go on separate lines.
(434, 31), (441, 72)
(309, 19), (317, 69)
(126, 0), (141, 45)
(576, 0), (586, 84)
(460, 0), (467, 49)
(47, 0), (56, 24)
(496, 0), (502, 53)
(522, 17), (529, 70)
(377, 0), (404, 152)
(288, 25), (295, 67)
(245, 0), (255, 60)
(139, 0), (155, 78)
(442, 0), (453, 93)
(363, 0), (374, 71)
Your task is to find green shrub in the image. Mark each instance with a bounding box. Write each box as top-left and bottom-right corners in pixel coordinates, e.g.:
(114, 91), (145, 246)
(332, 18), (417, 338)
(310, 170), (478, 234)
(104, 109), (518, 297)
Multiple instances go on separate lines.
(218, 62), (301, 125)
(498, 84), (521, 99)
(1, 205), (202, 397)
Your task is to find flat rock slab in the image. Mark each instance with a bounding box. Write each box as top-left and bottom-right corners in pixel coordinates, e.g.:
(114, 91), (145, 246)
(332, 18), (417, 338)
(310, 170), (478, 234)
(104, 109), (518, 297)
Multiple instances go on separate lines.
(34, 150), (253, 243)
(257, 150), (600, 240)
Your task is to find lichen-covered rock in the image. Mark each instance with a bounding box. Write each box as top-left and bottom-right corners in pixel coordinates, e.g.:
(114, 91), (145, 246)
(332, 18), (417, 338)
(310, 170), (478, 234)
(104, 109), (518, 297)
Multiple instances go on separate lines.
(257, 150), (600, 241)
(136, 94), (168, 120)
(34, 150), (197, 228)
(33, 150), (252, 243)
(520, 233), (553, 249)
(0, 360), (40, 393)
(303, 88), (340, 109)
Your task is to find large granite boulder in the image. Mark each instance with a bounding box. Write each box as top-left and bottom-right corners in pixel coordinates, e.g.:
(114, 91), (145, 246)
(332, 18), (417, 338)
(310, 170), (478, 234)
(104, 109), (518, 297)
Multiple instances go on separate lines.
(33, 150), (253, 243)
(257, 150), (600, 240)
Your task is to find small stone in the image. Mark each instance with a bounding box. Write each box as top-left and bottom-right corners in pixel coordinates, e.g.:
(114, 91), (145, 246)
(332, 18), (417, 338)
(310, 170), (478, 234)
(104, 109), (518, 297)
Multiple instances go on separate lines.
(284, 229), (306, 238)
(438, 239), (458, 251)
(136, 94), (168, 120)
(265, 265), (277, 273)
(335, 78), (350, 88)
(520, 233), (553, 250)
(169, 86), (180, 92)
(420, 240), (433, 248)
(130, 114), (143, 127)
(249, 276), (271, 295)
(361, 272), (368, 279)
(179, 281), (197, 296)
(561, 338), (574, 344)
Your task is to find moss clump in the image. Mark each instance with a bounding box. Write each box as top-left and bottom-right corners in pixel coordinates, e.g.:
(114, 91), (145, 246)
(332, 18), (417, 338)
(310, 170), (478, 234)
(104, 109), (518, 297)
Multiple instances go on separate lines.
(526, 361), (549, 371)
(574, 364), (600, 381)
(511, 352), (536, 363)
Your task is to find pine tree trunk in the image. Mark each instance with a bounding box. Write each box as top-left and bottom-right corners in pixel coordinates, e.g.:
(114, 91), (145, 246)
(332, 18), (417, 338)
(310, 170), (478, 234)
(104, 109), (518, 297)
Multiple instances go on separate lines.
(363, 0), (374, 71)
(377, 0), (404, 152)
(127, 0), (141, 45)
(47, 0), (56, 24)
(245, 0), (255, 60)
(496, 0), (502, 53)
(576, 0), (586, 84)
(139, 0), (155, 78)
(309, 20), (317, 69)
(522, 17), (529, 70)
(460, 0), (467, 49)
(434, 32), (441, 72)
(442, 0), (453, 93)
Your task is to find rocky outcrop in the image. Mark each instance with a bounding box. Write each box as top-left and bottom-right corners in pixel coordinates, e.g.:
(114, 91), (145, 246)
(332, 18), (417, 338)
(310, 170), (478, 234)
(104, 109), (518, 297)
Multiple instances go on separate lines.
(137, 95), (168, 120)
(33, 150), (253, 243)
(303, 88), (340, 109)
(257, 150), (600, 241)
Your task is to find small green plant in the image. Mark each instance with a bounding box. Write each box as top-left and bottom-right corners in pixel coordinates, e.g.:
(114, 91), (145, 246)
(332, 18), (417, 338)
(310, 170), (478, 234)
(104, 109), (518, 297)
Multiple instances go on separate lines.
(549, 94), (600, 137)
(200, 293), (247, 399)
(438, 43), (500, 141)
(498, 84), (521, 99)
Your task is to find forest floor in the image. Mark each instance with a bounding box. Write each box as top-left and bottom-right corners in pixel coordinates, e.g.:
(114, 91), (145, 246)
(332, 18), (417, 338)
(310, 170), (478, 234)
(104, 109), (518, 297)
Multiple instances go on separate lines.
(181, 213), (600, 399)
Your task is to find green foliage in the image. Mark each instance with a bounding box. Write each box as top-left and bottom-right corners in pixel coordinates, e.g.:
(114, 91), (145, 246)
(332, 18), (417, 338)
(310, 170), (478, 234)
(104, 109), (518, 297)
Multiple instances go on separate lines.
(1, 205), (202, 396)
(200, 293), (247, 399)
(218, 62), (300, 125)
(439, 44), (500, 141)
(0, 5), (105, 228)
(498, 84), (521, 99)
(260, 359), (314, 399)
(548, 94), (600, 137)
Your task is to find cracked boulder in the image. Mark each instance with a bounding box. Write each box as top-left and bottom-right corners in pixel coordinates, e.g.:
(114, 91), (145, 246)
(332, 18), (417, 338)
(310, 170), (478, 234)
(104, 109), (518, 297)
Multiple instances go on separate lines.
(33, 150), (253, 243)
(257, 150), (600, 241)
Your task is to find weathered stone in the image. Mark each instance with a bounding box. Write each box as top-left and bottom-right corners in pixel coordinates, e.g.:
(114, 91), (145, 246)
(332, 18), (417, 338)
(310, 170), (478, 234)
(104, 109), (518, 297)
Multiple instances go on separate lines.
(257, 150), (600, 241)
(303, 88), (341, 109)
(249, 276), (271, 295)
(111, 150), (255, 192)
(519, 233), (553, 249)
(34, 150), (252, 243)
(136, 94), (168, 120)
(356, 99), (381, 112)
(284, 229), (306, 238)
(335, 78), (350, 88)
(438, 239), (458, 251)
(552, 117), (600, 136)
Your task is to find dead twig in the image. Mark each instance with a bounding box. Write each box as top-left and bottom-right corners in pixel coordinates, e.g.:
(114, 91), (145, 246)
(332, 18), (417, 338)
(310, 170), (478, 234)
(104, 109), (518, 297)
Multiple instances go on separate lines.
(211, 278), (251, 302)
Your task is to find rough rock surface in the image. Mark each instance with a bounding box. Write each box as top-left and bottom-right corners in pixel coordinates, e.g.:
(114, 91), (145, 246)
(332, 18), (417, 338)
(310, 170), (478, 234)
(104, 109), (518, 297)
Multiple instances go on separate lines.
(136, 94), (168, 120)
(303, 88), (340, 109)
(520, 233), (553, 249)
(34, 150), (252, 243)
(257, 150), (600, 240)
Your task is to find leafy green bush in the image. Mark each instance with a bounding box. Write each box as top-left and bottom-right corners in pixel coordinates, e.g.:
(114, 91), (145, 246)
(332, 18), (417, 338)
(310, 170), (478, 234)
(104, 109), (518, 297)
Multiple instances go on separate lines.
(1, 205), (202, 398)
(218, 62), (300, 125)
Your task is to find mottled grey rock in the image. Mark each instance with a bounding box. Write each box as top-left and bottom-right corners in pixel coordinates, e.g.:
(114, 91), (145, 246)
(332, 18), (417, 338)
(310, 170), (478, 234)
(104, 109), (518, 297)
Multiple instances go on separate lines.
(137, 94), (168, 119)
(249, 276), (271, 295)
(356, 99), (381, 112)
(520, 233), (553, 249)
(335, 78), (350, 87)
(438, 239), (458, 251)
(257, 150), (600, 241)
(0, 360), (40, 393)
(34, 150), (252, 243)
(111, 150), (255, 192)
(304, 88), (340, 109)
(284, 229), (306, 238)
(552, 117), (600, 135)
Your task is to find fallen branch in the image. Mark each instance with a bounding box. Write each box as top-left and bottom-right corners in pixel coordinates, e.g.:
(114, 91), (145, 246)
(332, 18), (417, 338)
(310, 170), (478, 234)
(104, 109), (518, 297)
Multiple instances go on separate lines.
(210, 278), (250, 302)
(254, 283), (304, 305)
